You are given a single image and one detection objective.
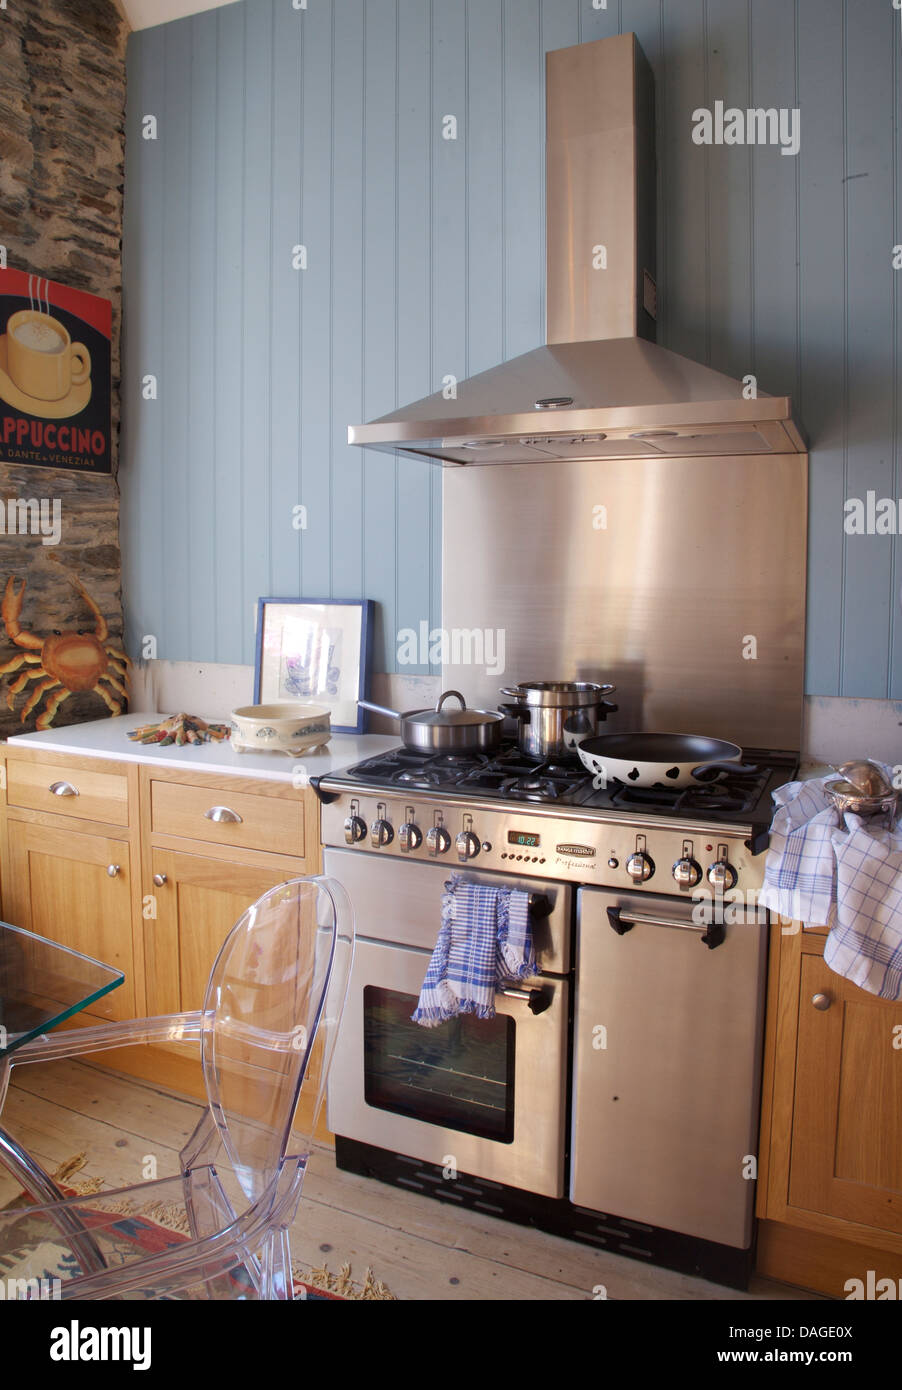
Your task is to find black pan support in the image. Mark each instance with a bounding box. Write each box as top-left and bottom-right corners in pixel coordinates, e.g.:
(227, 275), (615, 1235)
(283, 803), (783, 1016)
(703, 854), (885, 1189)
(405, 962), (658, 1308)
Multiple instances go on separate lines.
(606, 904), (725, 950)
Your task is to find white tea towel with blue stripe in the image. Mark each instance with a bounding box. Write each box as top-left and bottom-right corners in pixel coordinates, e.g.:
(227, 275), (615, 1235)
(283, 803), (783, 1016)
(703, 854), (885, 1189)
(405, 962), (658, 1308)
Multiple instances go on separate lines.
(758, 777), (840, 927)
(412, 876), (537, 1027)
(826, 815), (902, 1000)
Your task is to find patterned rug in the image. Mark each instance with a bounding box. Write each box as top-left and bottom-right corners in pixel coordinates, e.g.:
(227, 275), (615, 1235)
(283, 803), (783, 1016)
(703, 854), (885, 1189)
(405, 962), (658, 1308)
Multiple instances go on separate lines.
(0, 1154), (395, 1301)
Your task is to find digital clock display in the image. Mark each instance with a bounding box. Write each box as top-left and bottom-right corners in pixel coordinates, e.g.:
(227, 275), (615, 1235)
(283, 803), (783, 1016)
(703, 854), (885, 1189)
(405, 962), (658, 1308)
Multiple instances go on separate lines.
(507, 830), (540, 848)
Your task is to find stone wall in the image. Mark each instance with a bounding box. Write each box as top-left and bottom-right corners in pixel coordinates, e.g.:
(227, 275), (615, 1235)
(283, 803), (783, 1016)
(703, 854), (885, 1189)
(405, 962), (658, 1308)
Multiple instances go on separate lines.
(0, 0), (127, 733)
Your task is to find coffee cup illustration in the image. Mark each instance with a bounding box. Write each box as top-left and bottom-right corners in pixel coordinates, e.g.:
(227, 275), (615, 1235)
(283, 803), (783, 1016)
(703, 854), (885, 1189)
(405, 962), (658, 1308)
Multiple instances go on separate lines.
(5, 309), (91, 402)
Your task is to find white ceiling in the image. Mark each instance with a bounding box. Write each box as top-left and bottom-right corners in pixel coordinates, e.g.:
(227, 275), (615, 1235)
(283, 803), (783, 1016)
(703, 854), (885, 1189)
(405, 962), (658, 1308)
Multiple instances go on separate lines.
(118, 0), (238, 31)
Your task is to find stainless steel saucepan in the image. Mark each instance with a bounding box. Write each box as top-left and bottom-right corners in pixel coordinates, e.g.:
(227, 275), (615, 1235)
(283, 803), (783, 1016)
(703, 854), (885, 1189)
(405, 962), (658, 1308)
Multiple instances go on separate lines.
(358, 690), (505, 754)
(576, 731), (754, 789)
(499, 681), (618, 762)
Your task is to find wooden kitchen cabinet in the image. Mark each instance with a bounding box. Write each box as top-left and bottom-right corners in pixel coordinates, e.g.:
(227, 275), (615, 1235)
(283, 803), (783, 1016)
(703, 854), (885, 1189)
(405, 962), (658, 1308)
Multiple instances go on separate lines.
(143, 849), (297, 1016)
(0, 743), (328, 1139)
(757, 922), (902, 1296)
(4, 819), (137, 1022)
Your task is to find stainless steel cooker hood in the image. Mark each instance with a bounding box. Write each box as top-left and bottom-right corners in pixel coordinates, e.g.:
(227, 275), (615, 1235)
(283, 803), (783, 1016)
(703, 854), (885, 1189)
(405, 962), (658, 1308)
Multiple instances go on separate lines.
(348, 33), (805, 464)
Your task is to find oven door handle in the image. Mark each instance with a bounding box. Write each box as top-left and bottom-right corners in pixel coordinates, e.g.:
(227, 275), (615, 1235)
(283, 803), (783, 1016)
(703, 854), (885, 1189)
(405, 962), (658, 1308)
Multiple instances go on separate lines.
(499, 985), (552, 1015)
(606, 905), (725, 950)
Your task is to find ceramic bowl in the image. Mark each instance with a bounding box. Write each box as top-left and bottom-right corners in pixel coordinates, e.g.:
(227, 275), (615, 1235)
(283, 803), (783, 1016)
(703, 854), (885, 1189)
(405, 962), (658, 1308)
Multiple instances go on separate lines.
(230, 703), (331, 756)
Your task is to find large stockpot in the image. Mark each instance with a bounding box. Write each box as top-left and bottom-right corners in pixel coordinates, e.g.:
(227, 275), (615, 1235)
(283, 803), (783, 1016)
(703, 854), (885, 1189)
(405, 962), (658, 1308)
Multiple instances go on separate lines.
(358, 690), (505, 754)
(499, 681), (618, 762)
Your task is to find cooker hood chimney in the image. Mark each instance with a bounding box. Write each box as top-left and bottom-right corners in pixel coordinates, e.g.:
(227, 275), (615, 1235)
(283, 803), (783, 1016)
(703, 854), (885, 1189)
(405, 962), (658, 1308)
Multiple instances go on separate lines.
(348, 33), (805, 464)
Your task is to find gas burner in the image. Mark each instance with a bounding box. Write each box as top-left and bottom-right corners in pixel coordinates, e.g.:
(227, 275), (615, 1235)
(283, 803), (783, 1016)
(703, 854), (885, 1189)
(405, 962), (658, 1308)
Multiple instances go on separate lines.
(542, 761), (584, 779)
(392, 768), (448, 788)
(429, 751), (490, 769)
(603, 766), (767, 818)
(460, 771), (512, 792)
(503, 776), (565, 801)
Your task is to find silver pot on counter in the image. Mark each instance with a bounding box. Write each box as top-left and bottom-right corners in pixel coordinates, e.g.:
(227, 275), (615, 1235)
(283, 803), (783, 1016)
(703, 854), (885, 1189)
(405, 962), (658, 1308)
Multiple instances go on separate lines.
(499, 681), (618, 762)
(823, 760), (898, 820)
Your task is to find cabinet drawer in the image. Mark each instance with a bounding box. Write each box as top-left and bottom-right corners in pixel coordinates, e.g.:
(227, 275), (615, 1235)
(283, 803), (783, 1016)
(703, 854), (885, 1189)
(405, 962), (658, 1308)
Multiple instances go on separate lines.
(6, 759), (129, 826)
(150, 780), (304, 857)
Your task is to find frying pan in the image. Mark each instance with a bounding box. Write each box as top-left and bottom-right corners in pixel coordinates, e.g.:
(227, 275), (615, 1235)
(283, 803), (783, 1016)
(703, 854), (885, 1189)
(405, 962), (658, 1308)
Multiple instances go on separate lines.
(576, 731), (754, 789)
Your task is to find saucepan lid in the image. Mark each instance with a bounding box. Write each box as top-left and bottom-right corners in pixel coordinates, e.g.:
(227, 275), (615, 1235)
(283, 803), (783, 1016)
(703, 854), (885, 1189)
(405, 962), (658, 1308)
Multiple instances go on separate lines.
(407, 691), (504, 727)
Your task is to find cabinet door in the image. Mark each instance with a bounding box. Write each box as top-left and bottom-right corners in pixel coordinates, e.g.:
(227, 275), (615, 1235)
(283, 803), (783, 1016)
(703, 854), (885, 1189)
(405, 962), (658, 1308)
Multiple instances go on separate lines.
(788, 955), (902, 1235)
(6, 821), (135, 1021)
(145, 850), (294, 1015)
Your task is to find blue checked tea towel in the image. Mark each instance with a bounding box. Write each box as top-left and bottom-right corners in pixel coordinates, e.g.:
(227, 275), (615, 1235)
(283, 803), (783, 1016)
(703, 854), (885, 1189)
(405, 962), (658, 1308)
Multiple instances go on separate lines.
(760, 763), (902, 1000)
(826, 815), (902, 1001)
(758, 777), (840, 927)
(412, 876), (537, 1027)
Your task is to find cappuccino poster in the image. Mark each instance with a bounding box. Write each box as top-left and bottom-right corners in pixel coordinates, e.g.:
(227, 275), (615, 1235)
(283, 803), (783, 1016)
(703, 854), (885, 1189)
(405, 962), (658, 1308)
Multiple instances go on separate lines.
(0, 269), (111, 474)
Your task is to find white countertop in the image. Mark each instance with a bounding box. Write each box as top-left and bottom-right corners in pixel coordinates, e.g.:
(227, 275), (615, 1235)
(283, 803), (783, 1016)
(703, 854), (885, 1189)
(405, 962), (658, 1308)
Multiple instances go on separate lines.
(5, 714), (401, 784)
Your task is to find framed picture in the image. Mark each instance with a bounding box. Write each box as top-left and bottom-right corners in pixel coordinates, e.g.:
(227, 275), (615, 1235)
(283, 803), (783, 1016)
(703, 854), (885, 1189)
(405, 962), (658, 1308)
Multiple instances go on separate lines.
(253, 598), (374, 734)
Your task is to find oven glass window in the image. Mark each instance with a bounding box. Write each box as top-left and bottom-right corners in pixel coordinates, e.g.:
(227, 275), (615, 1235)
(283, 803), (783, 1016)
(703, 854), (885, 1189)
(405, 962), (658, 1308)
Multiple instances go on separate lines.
(363, 987), (515, 1143)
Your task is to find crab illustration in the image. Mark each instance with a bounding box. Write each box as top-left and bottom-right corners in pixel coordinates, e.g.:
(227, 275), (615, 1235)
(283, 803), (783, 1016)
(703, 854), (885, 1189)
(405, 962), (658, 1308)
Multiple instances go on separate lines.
(0, 571), (129, 728)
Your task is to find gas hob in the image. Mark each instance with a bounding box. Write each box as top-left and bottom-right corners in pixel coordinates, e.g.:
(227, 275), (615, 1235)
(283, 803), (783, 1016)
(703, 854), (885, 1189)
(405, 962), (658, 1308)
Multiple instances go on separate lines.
(313, 743), (797, 893)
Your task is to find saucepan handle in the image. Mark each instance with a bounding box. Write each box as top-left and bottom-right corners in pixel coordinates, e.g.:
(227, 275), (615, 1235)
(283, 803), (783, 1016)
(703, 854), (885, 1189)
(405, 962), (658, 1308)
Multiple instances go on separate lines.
(498, 702), (530, 722)
(357, 699), (402, 721)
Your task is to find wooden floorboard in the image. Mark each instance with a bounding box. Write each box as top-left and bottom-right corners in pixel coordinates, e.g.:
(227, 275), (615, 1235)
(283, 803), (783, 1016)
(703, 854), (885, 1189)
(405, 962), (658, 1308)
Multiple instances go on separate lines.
(0, 1058), (819, 1301)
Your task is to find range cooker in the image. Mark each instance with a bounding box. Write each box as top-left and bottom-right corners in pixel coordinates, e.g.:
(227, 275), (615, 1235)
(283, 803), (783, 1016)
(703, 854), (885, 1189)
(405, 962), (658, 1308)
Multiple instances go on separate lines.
(314, 742), (795, 1289)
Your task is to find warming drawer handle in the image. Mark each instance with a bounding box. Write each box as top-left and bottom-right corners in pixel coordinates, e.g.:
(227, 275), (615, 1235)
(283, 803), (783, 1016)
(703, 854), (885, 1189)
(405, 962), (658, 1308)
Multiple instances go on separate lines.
(499, 986), (552, 1016)
(204, 806), (243, 824)
(606, 905), (725, 950)
(49, 780), (78, 797)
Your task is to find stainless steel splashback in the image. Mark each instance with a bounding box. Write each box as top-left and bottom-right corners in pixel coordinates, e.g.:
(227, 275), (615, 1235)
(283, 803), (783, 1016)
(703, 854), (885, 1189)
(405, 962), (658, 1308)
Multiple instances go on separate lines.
(441, 455), (808, 750)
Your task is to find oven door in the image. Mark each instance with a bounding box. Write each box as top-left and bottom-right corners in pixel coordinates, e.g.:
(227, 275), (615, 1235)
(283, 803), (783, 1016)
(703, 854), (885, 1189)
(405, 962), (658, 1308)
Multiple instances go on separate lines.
(328, 936), (568, 1197)
(323, 848), (570, 1198)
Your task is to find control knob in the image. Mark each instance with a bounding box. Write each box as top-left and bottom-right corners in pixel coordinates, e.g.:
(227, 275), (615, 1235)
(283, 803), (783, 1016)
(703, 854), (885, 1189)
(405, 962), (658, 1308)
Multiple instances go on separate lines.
(344, 815), (367, 845)
(626, 851), (655, 883)
(456, 830), (480, 862)
(707, 859), (738, 890)
(672, 857), (702, 888)
(399, 821), (423, 852)
(370, 819), (394, 848)
(426, 825), (451, 857)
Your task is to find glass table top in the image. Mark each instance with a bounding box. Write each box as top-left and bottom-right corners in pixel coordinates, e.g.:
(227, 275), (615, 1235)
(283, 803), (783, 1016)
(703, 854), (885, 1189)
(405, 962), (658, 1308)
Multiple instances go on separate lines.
(0, 921), (124, 1057)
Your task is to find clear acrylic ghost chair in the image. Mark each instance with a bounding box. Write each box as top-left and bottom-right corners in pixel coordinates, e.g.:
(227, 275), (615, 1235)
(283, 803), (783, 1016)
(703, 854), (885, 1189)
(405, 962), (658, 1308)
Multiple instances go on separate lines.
(0, 876), (354, 1299)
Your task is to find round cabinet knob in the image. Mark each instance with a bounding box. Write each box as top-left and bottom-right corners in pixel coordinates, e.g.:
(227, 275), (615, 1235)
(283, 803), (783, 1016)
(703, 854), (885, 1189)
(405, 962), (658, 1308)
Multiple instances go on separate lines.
(672, 857), (702, 888)
(456, 830), (480, 862)
(811, 992), (833, 1012)
(707, 860), (738, 890)
(107, 864), (121, 878)
(370, 819), (394, 848)
(399, 822), (423, 852)
(343, 815), (367, 845)
(426, 826), (451, 857)
(626, 852), (654, 883)
(152, 873), (168, 887)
